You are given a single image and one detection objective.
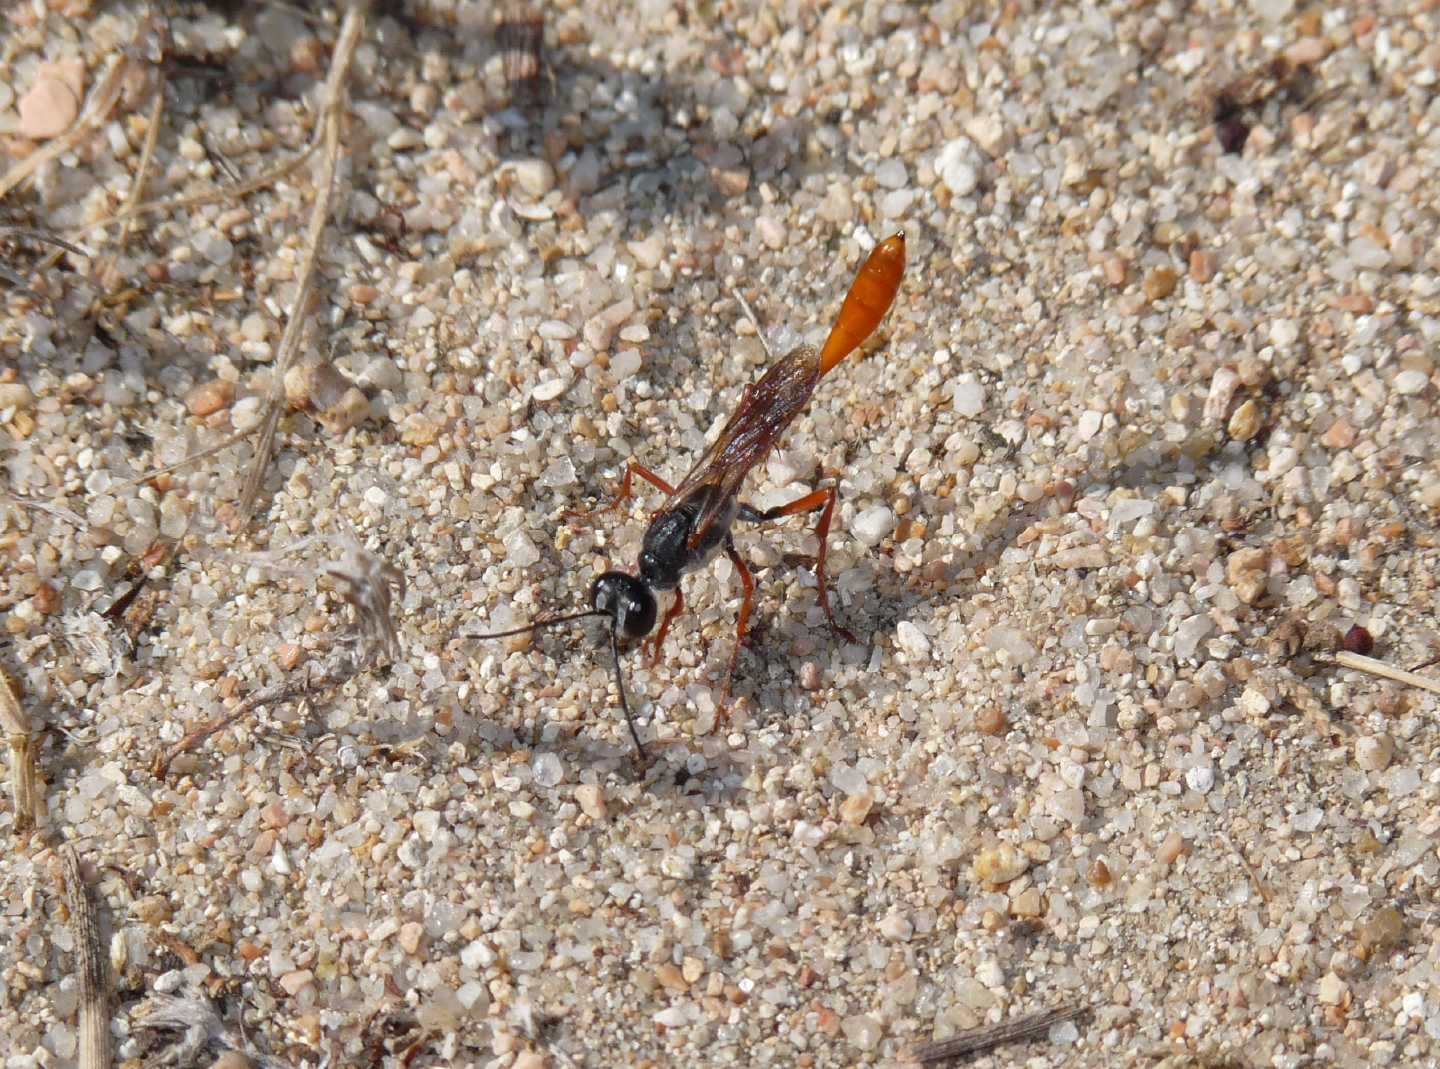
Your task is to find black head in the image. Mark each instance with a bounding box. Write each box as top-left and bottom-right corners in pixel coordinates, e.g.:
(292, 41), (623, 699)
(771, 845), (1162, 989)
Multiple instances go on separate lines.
(590, 571), (657, 640)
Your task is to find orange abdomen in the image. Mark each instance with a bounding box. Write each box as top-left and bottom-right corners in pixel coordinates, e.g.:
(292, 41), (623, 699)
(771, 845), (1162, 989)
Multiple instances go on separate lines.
(817, 232), (906, 376)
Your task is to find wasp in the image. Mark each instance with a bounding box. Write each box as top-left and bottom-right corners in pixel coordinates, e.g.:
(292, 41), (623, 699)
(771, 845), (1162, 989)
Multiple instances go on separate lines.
(477, 233), (906, 761)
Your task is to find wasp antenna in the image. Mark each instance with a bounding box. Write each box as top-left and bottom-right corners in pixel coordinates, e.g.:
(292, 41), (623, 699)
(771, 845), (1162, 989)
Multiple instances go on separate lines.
(611, 630), (647, 764)
(465, 608), (605, 640)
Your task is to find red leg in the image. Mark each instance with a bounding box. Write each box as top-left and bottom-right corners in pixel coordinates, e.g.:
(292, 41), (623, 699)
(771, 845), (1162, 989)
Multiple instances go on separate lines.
(566, 459), (674, 522)
(749, 485), (857, 644)
(722, 542), (756, 701)
(647, 588), (684, 665)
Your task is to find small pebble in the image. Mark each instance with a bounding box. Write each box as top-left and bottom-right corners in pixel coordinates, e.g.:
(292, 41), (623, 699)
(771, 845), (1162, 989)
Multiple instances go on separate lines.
(875, 159), (908, 189)
(18, 71), (79, 139)
(935, 137), (981, 196)
(1392, 370), (1428, 396)
(1317, 972), (1348, 1006)
(878, 911), (913, 941)
(575, 784), (607, 821)
(895, 621), (930, 656)
(1189, 249), (1217, 283)
(186, 380), (235, 418)
(839, 791), (873, 827)
(1341, 625), (1374, 655)
(1321, 418), (1357, 449)
(1157, 831), (1187, 866)
(1185, 764), (1215, 794)
(1227, 399), (1263, 441)
(975, 707), (1007, 735)
(1354, 734), (1393, 772)
(1143, 266), (1178, 302)
(852, 505), (896, 547)
(507, 159), (555, 198)
(1357, 906), (1405, 952)
(278, 969), (314, 996)
(973, 844), (1028, 886)
(1010, 887), (1043, 917)
(0, 383), (35, 410)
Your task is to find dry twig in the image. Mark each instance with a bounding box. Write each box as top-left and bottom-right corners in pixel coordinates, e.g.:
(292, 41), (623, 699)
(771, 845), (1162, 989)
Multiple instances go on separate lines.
(96, 72), (166, 294)
(239, 1), (368, 525)
(152, 650), (359, 778)
(0, 668), (40, 833)
(3, 491), (92, 530)
(59, 845), (112, 1069)
(911, 1002), (1088, 1065)
(1334, 650), (1440, 697)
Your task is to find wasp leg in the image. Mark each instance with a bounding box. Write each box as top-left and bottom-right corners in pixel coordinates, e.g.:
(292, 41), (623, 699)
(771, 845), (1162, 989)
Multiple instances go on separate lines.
(739, 484), (858, 644)
(647, 588), (685, 666)
(721, 539), (757, 703)
(565, 460), (674, 523)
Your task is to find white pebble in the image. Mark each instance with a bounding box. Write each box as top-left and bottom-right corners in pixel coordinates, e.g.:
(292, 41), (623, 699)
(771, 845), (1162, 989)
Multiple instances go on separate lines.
(1204, 366), (1240, 422)
(1253, 0), (1294, 20)
(532, 752), (564, 788)
(877, 912), (913, 941)
(895, 621), (931, 656)
(195, 230), (234, 267)
(841, 1014), (882, 1051)
(230, 396), (265, 433)
(506, 158), (554, 198)
(936, 137), (981, 196)
(1173, 613), (1213, 660)
(1185, 764), (1215, 794)
(540, 458), (577, 488)
(359, 356), (403, 391)
(611, 348), (643, 380)
(461, 940), (496, 970)
(975, 959), (1005, 989)
(1354, 733), (1394, 771)
(538, 320), (575, 340)
(1049, 787), (1086, 825)
(401, 814), (437, 849)
(1393, 370), (1428, 396)
(1270, 319), (1300, 347)
(756, 214), (786, 250)
(532, 378), (569, 402)
(503, 530), (541, 568)
(583, 298), (635, 351)
(852, 505), (896, 547)
(952, 376), (985, 417)
(875, 159), (908, 189)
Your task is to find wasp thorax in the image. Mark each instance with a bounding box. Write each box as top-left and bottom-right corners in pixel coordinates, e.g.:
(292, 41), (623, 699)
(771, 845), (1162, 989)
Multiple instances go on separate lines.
(590, 572), (657, 640)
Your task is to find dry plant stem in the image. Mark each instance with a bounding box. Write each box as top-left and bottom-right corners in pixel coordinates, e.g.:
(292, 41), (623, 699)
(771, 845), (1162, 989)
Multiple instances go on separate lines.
(60, 845), (112, 1069)
(239, 1), (368, 525)
(108, 428), (252, 493)
(0, 51), (130, 201)
(0, 669), (39, 833)
(74, 140), (320, 238)
(97, 76), (165, 293)
(3, 493), (90, 530)
(912, 1003), (1087, 1065)
(153, 652), (358, 778)
(1221, 829), (1273, 904)
(1334, 650), (1440, 696)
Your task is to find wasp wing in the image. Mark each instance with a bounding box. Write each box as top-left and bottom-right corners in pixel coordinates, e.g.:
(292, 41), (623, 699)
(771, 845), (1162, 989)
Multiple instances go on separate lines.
(668, 344), (822, 548)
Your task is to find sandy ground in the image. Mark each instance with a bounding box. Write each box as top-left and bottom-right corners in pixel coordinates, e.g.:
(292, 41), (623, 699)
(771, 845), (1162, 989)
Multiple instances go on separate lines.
(3, 1), (1440, 1066)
